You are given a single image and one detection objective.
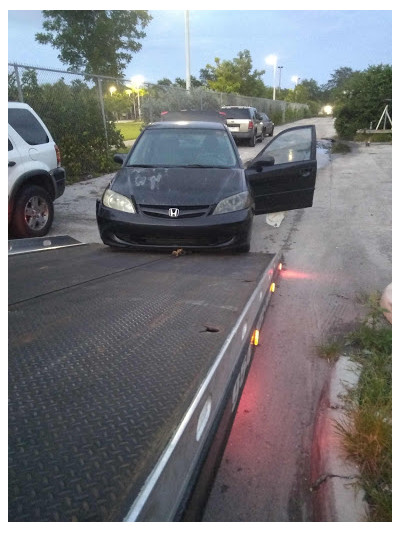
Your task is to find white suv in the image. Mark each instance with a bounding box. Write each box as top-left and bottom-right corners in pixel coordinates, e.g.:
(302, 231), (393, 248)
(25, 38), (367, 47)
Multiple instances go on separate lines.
(8, 102), (66, 238)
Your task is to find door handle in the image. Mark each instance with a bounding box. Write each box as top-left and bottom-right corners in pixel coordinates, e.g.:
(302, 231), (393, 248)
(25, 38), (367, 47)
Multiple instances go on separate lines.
(8, 161), (16, 167)
(300, 169), (311, 177)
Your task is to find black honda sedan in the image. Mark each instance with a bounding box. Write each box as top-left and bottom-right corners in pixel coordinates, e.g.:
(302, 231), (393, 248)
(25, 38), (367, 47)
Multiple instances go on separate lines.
(96, 120), (317, 253)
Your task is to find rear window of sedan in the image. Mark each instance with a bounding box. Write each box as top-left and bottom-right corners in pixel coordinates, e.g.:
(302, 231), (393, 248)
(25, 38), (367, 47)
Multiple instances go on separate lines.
(126, 128), (239, 168)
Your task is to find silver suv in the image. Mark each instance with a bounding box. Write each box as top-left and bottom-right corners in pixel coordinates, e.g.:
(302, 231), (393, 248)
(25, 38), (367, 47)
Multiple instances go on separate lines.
(8, 102), (66, 238)
(220, 106), (263, 147)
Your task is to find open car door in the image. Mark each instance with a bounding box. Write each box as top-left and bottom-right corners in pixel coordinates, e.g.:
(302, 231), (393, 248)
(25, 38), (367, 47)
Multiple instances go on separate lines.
(245, 125), (317, 215)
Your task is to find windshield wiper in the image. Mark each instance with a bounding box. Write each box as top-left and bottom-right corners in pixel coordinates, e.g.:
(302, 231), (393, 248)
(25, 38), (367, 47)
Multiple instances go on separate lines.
(182, 164), (232, 169)
(179, 164), (215, 168)
(126, 164), (158, 168)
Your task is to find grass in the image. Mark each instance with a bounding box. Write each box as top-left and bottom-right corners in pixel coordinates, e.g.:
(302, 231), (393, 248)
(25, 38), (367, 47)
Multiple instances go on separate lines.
(320, 293), (392, 521)
(115, 120), (143, 141)
(354, 132), (392, 143)
(315, 339), (343, 363)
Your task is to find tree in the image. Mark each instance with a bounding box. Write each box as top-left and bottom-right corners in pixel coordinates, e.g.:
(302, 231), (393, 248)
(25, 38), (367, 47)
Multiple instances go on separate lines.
(156, 78), (174, 87)
(8, 68), (41, 102)
(35, 10), (152, 77)
(322, 67), (356, 100)
(333, 64), (392, 139)
(174, 76), (204, 88)
(204, 50), (267, 97)
(104, 88), (133, 120)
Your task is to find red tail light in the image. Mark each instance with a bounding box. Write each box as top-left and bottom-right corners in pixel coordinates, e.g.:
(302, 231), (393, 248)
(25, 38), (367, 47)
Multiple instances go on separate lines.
(248, 121), (254, 130)
(55, 144), (61, 167)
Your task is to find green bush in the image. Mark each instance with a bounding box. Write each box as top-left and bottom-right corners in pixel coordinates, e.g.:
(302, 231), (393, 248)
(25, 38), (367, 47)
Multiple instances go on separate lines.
(333, 65), (392, 140)
(9, 73), (125, 181)
(331, 141), (352, 154)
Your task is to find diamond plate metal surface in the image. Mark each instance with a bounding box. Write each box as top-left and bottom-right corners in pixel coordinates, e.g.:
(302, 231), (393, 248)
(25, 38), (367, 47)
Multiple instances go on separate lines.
(9, 245), (274, 521)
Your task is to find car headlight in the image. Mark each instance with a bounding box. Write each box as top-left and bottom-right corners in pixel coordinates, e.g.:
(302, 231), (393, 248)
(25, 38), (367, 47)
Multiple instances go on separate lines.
(213, 192), (251, 215)
(102, 189), (136, 213)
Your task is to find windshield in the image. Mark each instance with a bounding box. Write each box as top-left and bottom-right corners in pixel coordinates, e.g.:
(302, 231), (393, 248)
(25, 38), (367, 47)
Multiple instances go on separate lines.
(126, 128), (238, 168)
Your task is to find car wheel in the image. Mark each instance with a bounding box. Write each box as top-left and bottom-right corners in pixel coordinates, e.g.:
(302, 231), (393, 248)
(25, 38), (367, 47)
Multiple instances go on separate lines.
(262, 128), (267, 139)
(269, 127), (274, 137)
(249, 133), (256, 147)
(11, 185), (54, 238)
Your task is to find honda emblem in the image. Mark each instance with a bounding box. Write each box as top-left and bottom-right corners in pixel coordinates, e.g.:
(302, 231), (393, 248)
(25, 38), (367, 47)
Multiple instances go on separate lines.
(169, 208), (180, 217)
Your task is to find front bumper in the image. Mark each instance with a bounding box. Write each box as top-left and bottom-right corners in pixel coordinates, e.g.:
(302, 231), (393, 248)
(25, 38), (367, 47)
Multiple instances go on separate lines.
(96, 200), (253, 251)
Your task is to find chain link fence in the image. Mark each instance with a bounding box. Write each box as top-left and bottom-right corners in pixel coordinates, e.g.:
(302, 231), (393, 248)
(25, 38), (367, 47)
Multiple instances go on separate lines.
(8, 63), (310, 180)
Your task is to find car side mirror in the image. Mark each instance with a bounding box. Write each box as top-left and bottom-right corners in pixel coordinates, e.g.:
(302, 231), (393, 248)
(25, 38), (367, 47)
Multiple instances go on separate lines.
(248, 156), (275, 171)
(114, 153), (127, 165)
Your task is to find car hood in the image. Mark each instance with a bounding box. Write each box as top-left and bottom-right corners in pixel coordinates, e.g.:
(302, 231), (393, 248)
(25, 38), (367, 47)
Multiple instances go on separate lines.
(111, 166), (246, 205)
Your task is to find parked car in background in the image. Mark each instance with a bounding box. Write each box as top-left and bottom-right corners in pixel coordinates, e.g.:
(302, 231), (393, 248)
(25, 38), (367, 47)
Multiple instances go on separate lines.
(160, 109), (227, 123)
(219, 106), (263, 147)
(259, 112), (275, 137)
(8, 102), (66, 238)
(96, 118), (317, 254)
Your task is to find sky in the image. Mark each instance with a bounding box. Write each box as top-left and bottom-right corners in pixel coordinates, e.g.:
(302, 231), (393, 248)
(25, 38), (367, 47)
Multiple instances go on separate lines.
(7, 5), (392, 91)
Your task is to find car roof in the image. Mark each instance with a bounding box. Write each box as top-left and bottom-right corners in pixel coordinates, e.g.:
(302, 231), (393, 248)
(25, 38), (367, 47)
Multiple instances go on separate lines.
(8, 102), (32, 109)
(147, 121), (227, 130)
(159, 110), (226, 123)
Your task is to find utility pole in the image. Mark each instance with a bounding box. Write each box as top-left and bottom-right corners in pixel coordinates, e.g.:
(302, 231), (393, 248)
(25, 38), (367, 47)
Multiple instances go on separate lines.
(185, 10), (191, 91)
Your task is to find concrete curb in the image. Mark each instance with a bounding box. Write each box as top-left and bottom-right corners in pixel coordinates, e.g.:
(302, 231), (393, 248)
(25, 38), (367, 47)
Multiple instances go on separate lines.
(311, 356), (369, 521)
(381, 282), (392, 324)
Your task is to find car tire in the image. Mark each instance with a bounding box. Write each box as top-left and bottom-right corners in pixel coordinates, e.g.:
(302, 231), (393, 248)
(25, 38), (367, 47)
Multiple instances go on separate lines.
(249, 133), (256, 147)
(11, 185), (54, 238)
(262, 128), (267, 139)
(269, 128), (274, 137)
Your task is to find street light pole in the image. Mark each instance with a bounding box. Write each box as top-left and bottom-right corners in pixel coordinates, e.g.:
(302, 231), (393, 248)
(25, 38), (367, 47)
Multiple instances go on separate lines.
(277, 66), (283, 94)
(265, 54), (278, 101)
(185, 10), (191, 91)
(130, 75), (144, 120)
(273, 63), (276, 100)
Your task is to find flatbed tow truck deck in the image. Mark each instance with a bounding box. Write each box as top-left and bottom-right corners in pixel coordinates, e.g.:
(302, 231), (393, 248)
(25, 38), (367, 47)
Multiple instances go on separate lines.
(8, 240), (281, 521)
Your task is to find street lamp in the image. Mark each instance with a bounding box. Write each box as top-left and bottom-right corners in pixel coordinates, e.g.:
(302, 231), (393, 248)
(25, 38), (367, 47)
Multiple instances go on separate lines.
(130, 75), (145, 120)
(265, 54), (277, 100)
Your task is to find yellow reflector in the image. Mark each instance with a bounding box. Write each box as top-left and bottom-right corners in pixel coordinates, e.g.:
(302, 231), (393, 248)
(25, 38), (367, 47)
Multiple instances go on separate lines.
(270, 282), (276, 292)
(251, 330), (260, 346)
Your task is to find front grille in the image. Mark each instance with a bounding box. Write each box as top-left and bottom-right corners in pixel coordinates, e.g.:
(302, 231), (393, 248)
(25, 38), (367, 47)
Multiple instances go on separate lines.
(138, 204), (211, 219)
(115, 232), (233, 247)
